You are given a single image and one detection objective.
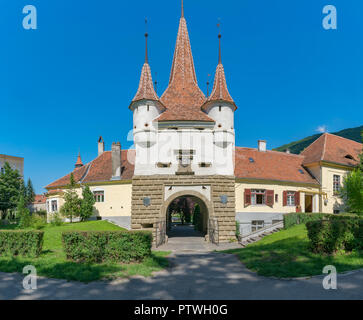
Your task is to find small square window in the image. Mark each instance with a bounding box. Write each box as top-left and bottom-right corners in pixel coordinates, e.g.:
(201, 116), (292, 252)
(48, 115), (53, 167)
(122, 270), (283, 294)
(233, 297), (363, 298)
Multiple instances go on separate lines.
(251, 220), (264, 232)
(94, 191), (105, 202)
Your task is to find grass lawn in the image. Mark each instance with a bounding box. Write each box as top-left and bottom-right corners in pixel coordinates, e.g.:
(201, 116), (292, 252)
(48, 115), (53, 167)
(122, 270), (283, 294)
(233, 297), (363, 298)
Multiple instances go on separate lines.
(0, 220), (170, 282)
(222, 224), (363, 278)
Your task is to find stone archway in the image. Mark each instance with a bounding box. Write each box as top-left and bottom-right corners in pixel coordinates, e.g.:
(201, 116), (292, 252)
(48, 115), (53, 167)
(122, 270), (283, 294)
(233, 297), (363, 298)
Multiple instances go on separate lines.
(161, 191), (212, 238)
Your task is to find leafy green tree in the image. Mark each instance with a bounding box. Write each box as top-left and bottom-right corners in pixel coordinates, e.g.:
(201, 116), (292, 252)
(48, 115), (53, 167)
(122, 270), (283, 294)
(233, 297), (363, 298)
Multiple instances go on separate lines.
(340, 169), (363, 215)
(17, 195), (32, 228)
(26, 178), (35, 204)
(60, 173), (81, 223)
(193, 204), (202, 231)
(359, 130), (363, 171)
(80, 185), (95, 221)
(0, 162), (22, 219)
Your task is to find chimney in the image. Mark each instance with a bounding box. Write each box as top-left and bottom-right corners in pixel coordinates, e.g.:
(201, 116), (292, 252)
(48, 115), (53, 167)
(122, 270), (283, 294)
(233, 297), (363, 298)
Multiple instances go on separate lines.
(98, 136), (105, 156)
(286, 149), (291, 154)
(258, 140), (266, 152)
(111, 142), (121, 180)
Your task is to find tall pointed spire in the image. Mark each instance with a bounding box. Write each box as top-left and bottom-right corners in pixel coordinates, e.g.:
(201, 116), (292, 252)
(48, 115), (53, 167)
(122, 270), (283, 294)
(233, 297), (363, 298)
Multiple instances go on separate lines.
(205, 29), (236, 109)
(75, 152), (83, 169)
(159, 1), (212, 122)
(131, 20), (159, 105)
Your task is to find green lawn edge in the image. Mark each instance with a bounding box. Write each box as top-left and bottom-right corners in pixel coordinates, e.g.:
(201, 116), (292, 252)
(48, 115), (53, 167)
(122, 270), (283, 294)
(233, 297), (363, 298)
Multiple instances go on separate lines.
(0, 221), (171, 283)
(221, 224), (363, 278)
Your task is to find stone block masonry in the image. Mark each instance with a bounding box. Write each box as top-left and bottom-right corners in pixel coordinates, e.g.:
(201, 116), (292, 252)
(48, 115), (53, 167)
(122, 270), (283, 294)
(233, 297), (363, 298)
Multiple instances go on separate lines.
(131, 175), (236, 243)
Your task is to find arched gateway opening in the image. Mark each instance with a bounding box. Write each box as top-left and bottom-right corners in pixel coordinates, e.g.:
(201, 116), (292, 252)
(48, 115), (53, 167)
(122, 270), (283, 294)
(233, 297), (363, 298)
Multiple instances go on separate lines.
(161, 191), (211, 241)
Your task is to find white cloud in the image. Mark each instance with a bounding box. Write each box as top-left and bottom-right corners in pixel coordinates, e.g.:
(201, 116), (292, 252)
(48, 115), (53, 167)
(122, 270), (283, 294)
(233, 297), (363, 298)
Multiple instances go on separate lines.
(316, 125), (327, 133)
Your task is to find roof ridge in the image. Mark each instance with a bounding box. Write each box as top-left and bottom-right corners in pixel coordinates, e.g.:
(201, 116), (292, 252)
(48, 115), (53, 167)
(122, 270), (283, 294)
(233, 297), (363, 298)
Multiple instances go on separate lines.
(325, 132), (363, 145)
(300, 133), (325, 155)
(235, 146), (305, 158)
(321, 133), (328, 161)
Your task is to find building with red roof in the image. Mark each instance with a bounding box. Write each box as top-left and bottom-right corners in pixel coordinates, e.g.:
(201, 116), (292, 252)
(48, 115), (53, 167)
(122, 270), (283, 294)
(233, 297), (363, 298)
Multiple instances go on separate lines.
(45, 2), (362, 243)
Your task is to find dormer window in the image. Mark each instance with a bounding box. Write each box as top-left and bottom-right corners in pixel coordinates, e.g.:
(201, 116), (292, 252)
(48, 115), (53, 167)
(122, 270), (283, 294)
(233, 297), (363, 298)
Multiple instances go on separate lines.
(345, 154), (354, 160)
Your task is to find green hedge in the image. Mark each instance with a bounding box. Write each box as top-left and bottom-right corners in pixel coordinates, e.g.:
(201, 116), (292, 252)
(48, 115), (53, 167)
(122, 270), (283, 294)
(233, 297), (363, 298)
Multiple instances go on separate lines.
(306, 219), (362, 254)
(0, 230), (44, 257)
(283, 212), (358, 229)
(62, 231), (152, 263)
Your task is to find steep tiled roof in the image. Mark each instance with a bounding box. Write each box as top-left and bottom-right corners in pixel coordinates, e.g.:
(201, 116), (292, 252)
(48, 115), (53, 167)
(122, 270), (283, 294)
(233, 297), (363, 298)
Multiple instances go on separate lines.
(158, 14), (213, 123)
(235, 147), (318, 184)
(205, 63), (235, 107)
(301, 133), (362, 167)
(45, 150), (135, 189)
(131, 63), (159, 103)
(75, 153), (83, 167)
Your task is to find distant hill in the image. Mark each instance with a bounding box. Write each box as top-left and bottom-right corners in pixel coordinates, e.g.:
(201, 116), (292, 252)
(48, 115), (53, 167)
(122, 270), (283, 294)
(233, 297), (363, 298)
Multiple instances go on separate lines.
(274, 125), (363, 154)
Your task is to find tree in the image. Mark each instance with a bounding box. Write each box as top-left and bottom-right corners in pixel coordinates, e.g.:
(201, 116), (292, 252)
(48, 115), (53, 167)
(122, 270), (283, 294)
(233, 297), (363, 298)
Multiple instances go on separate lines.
(17, 195), (32, 228)
(193, 204), (202, 231)
(0, 162), (22, 219)
(80, 185), (95, 221)
(359, 130), (363, 171)
(26, 178), (35, 204)
(60, 173), (81, 223)
(340, 169), (363, 215)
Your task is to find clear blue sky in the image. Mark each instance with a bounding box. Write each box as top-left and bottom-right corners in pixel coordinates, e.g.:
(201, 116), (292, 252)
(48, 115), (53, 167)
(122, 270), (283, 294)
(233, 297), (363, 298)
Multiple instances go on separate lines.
(1, 0), (363, 193)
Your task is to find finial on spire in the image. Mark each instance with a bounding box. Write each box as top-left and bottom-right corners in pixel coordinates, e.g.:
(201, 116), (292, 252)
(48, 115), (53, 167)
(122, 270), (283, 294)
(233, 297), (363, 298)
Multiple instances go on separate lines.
(144, 18), (149, 63)
(217, 20), (222, 64)
(181, 0), (184, 17)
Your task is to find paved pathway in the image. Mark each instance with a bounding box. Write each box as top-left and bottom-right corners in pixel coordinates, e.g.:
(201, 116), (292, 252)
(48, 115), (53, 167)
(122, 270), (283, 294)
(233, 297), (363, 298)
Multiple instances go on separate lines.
(0, 225), (362, 300)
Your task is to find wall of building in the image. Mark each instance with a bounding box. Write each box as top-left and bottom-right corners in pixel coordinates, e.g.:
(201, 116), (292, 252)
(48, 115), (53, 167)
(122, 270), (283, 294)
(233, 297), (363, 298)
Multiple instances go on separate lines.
(46, 183), (132, 218)
(235, 181), (321, 217)
(0, 155), (24, 176)
(132, 175), (236, 243)
(321, 165), (350, 213)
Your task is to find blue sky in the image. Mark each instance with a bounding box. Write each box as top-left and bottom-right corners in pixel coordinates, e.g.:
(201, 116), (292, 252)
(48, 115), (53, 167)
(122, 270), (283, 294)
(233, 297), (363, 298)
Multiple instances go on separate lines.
(1, 0), (363, 193)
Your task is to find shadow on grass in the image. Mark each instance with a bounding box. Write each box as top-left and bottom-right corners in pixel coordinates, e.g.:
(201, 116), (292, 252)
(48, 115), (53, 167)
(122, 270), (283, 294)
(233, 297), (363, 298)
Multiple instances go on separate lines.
(223, 236), (363, 278)
(0, 252), (170, 283)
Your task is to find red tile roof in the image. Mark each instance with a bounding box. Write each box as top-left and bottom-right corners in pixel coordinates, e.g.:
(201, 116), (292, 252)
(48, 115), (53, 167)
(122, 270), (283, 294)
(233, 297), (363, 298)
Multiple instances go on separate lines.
(158, 16), (213, 123)
(131, 63), (159, 104)
(206, 63), (235, 106)
(33, 195), (46, 204)
(45, 150), (135, 189)
(301, 133), (362, 167)
(234, 147), (318, 184)
(75, 153), (83, 167)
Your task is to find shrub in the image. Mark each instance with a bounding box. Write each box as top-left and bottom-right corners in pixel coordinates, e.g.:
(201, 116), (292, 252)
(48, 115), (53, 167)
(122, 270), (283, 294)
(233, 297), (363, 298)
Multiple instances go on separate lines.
(49, 212), (63, 226)
(235, 221), (240, 237)
(62, 230), (152, 263)
(306, 219), (360, 254)
(31, 215), (46, 230)
(283, 212), (358, 229)
(0, 230), (44, 257)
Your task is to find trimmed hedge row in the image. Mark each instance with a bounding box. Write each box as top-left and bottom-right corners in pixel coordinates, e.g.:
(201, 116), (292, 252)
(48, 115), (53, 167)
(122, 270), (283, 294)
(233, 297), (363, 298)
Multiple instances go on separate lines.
(306, 219), (363, 254)
(62, 230), (152, 263)
(0, 230), (44, 257)
(283, 212), (358, 229)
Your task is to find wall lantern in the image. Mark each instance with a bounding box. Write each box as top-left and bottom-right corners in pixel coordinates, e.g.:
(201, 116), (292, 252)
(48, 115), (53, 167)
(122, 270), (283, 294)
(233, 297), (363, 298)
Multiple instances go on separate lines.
(220, 195), (228, 205)
(324, 199), (328, 206)
(143, 197), (151, 207)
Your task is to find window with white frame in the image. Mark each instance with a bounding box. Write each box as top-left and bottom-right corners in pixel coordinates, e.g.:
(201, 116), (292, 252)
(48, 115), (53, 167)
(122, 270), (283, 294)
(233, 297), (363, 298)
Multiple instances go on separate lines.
(251, 220), (264, 232)
(94, 190), (105, 202)
(333, 175), (341, 194)
(251, 189), (266, 205)
(287, 191), (296, 206)
(51, 200), (58, 212)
